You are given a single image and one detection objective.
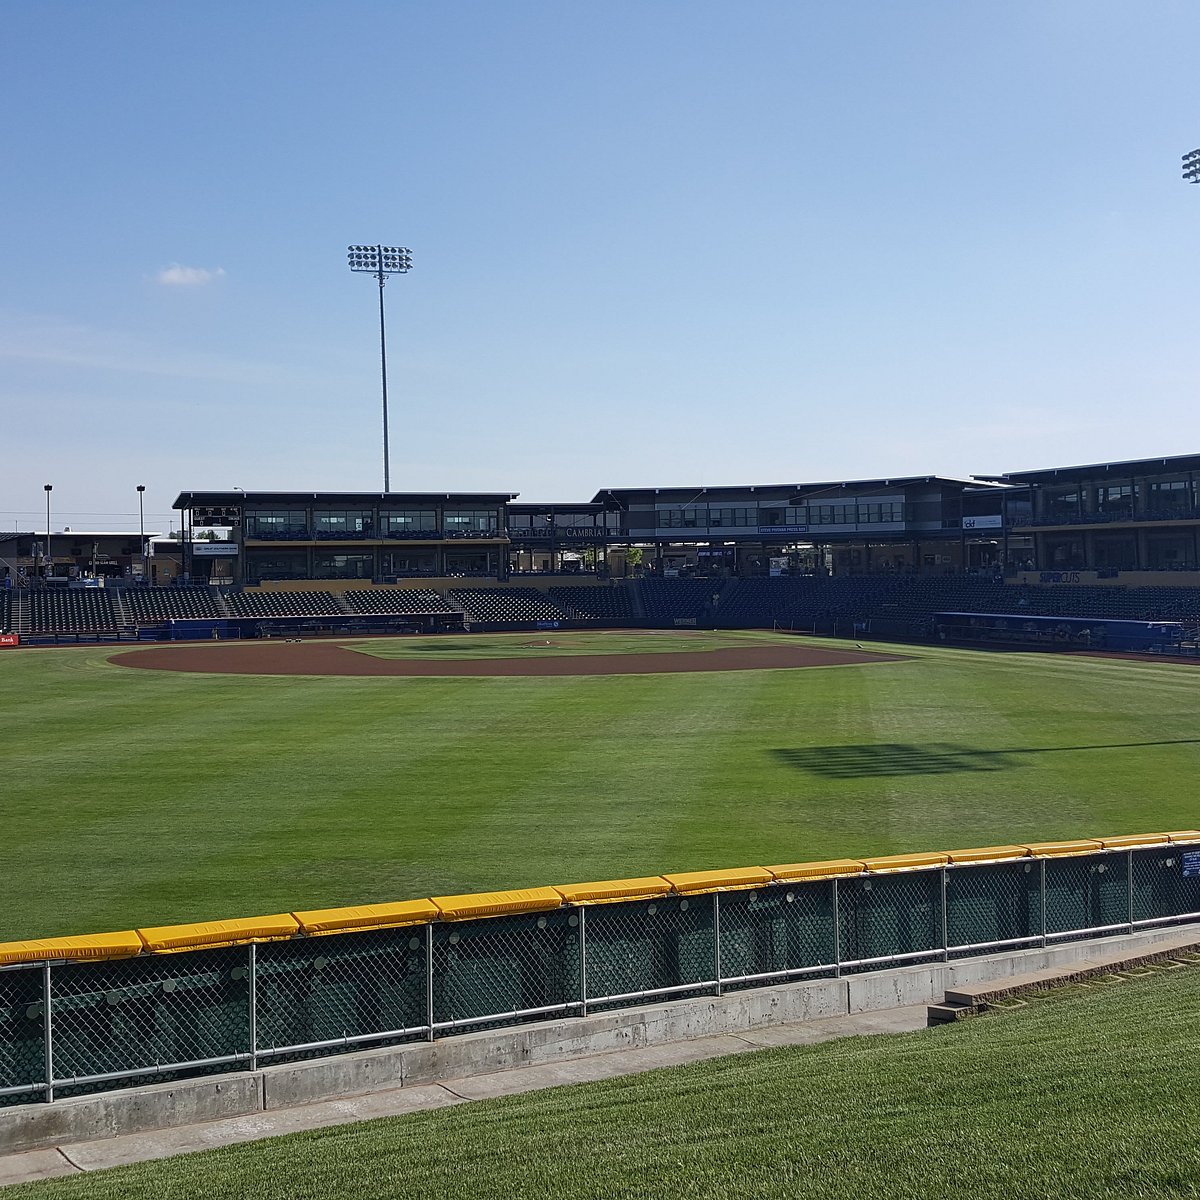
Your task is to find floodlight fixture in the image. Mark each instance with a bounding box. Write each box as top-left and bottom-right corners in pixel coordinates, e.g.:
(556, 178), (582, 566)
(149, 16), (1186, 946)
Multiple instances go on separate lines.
(348, 243), (413, 491)
(1183, 149), (1200, 184)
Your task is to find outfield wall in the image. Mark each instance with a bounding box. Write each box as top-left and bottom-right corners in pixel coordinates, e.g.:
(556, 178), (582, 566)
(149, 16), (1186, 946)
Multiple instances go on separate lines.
(2, 832), (1199, 1112)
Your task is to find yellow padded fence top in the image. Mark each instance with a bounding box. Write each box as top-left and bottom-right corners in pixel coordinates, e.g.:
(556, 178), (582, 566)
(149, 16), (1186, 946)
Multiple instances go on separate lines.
(553, 877), (673, 905)
(0, 932), (142, 967)
(861, 851), (950, 873)
(0, 831), (1195, 967)
(767, 858), (866, 882)
(1022, 839), (1103, 858)
(138, 915), (300, 954)
(431, 887), (563, 922)
(293, 900), (441, 936)
(661, 867), (774, 893)
(944, 845), (1030, 864)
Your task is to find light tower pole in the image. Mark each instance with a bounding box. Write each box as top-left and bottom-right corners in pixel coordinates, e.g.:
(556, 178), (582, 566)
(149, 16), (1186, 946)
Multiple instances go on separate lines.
(137, 485), (146, 584)
(348, 244), (413, 492)
(43, 484), (52, 583)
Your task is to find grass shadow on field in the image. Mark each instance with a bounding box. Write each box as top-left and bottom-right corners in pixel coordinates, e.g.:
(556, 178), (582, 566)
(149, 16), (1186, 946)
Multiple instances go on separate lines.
(773, 744), (1014, 779)
(773, 738), (1200, 779)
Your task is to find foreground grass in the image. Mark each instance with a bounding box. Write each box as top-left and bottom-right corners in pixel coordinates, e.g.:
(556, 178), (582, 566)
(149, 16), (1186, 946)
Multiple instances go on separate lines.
(9, 966), (1200, 1199)
(1, 635), (1198, 938)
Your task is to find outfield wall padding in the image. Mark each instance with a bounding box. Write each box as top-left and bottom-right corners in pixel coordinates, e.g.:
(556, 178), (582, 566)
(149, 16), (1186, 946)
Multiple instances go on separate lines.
(2, 831), (1200, 1110)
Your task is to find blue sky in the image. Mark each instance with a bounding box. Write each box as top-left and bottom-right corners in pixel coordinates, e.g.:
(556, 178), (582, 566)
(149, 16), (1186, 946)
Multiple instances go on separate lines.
(4, 1), (1200, 533)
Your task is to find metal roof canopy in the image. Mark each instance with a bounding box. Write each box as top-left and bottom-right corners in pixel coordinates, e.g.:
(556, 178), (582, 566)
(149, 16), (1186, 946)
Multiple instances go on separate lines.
(997, 451), (1200, 485)
(592, 475), (1004, 505)
(174, 490), (520, 509)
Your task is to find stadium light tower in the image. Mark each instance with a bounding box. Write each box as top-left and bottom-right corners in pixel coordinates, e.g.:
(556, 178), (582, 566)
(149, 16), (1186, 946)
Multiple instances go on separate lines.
(43, 484), (52, 583)
(1183, 149), (1200, 184)
(348, 244), (413, 492)
(137, 484), (146, 585)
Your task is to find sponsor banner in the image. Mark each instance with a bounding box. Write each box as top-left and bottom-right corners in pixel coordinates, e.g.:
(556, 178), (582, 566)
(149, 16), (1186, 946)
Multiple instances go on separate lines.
(673, 617), (698, 626)
(512, 527), (608, 540)
(190, 542), (239, 556)
(0, 633), (18, 647)
(1039, 571), (1082, 584)
(962, 515), (1003, 530)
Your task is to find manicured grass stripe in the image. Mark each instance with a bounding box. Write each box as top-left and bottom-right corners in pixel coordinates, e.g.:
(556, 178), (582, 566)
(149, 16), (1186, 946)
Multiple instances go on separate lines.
(1, 636), (1197, 939)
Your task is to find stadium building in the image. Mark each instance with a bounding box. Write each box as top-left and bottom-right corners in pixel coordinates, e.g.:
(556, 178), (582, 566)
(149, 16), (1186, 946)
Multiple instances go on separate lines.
(2, 452), (1198, 646)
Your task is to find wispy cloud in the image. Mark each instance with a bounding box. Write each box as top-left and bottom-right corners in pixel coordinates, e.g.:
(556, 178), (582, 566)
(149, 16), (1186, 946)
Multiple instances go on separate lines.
(0, 311), (304, 389)
(155, 264), (226, 287)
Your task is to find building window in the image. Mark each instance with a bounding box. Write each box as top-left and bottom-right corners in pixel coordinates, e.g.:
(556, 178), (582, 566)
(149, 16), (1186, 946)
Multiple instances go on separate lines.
(1044, 489), (1080, 521)
(1096, 486), (1134, 518)
(246, 511), (309, 540)
(1148, 480), (1192, 517)
(245, 550), (307, 581)
(314, 510), (372, 539)
(382, 511), (438, 537)
(445, 510), (498, 534)
(313, 553), (374, 579)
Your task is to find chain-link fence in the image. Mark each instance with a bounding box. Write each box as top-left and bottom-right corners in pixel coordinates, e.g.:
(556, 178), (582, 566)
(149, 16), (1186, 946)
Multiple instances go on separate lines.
(0, 965), (44, 1108)
(3, 843), (1199, 1107)
(257, 926), (430, 1063)
(583, 894), (716, 1010)
(717, 884), (836, 989)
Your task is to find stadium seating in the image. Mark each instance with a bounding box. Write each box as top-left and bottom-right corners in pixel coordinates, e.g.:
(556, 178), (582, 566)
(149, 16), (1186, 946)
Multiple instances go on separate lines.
(123, 587), (224, 623)
(343, 589), (457, 615)
(0, 591), (10, 633)
(27, 589), (122, 635)
(549, 585), (634, 621)
(224, 591), (342, 618)
(449, 588), (574, 622)
(704, 575), (1200, 634)
(638, 579), (714, 623)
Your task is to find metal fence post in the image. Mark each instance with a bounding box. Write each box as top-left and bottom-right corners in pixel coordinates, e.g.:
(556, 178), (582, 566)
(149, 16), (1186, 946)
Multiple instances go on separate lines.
(713, 893), (722, 997)
(579, 906), (588, 1018)
(248, 944), (258, 1073)
(940, 867), (949, 961)
(1127, 848), (1135, 933)
(832, 878), (842, 978)
(425, 923), (435, 1042)
(1039, 858), (1047, 949)
(42, 963), (54, 1104)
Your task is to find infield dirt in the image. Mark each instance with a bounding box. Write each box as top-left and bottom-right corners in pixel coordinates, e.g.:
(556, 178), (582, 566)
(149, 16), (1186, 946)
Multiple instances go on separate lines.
(110, 638), (907, 677)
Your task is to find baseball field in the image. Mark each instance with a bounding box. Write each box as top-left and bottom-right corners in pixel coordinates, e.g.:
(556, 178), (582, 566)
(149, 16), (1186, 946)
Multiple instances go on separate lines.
(2, 630), (1197, 943)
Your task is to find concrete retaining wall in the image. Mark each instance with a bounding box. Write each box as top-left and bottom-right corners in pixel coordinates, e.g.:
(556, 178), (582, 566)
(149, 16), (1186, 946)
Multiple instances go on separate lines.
(3, 922), (1195, 1158)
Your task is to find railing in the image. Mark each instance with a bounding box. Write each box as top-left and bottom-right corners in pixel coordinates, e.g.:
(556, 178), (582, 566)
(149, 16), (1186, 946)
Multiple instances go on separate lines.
(2, 837), (1198, 1107)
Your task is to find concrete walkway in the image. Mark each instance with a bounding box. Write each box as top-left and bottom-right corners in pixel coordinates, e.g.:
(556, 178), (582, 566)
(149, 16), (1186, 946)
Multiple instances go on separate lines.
(0, 1006), (929, 1189)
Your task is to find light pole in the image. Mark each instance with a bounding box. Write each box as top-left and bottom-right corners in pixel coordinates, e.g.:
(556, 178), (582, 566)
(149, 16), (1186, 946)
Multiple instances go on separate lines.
(348, 244), (412, 492)
(1184, 149), (1200, 184)
(43, 484), (52, 583)
(137, 485), (146, 584)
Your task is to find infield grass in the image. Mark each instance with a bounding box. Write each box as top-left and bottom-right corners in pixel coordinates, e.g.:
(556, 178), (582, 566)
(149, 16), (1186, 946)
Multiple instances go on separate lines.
(1, 632), (1198, 940)
(6, 962), (1199, 1199)
(348, 629), (751, 658)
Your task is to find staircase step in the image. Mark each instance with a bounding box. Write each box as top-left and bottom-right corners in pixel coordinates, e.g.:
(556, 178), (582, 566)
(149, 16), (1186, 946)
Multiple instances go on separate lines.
(927, 1002), (976, 1025)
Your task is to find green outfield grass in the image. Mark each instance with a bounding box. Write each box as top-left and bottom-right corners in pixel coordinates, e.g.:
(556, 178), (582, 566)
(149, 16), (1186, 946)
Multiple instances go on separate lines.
(6, 964), (1199, 1199)
(1, 633), (1197, 941)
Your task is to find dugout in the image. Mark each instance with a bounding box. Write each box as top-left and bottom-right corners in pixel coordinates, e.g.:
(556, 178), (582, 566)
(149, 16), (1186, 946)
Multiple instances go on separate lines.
(935, 611), (1185, 652)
